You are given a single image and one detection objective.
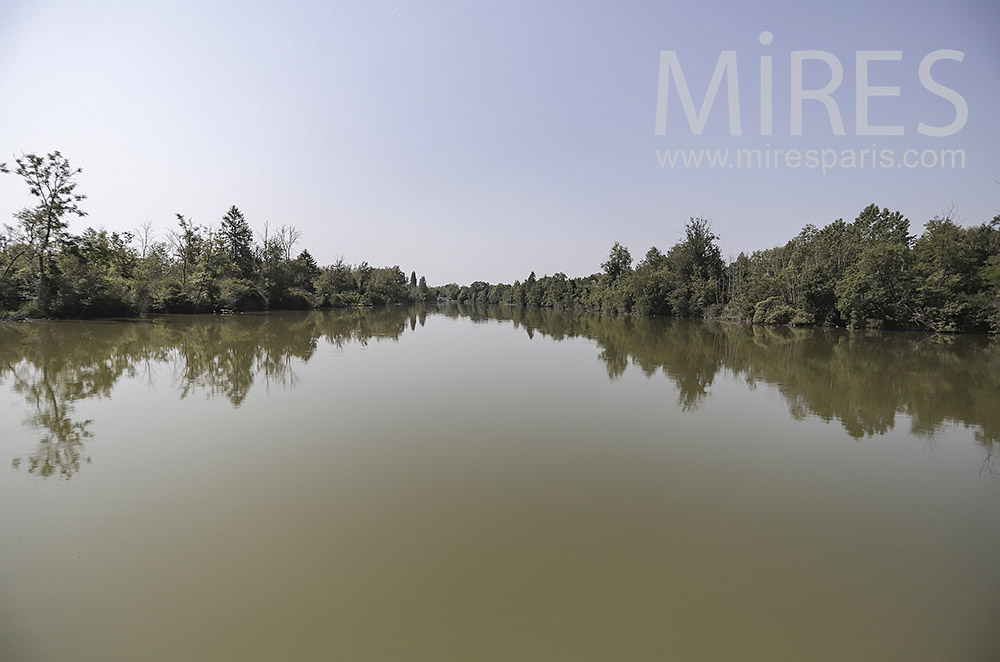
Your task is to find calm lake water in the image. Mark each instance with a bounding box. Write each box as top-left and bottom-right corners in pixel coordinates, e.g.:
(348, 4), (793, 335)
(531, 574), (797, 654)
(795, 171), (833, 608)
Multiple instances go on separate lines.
(2, 306), (999, 661)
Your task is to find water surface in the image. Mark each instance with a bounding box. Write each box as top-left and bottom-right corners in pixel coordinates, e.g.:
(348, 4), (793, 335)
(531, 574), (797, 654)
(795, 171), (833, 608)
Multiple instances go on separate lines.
(2, 306), (999, 661)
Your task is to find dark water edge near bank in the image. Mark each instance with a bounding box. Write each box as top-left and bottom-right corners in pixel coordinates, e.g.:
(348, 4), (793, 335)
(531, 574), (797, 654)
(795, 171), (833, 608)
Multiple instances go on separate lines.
(4, 302), (997, 339)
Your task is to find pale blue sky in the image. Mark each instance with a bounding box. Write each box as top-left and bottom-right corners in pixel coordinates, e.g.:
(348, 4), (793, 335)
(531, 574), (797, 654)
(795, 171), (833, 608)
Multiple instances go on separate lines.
(1, 0), (998, 284)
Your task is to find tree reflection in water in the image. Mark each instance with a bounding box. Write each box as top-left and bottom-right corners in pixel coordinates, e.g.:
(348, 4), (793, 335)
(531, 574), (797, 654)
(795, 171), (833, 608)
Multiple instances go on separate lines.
(2, 304), (997, 479)
(451, 304), (1000, 449)
(0, 308), (410, 478)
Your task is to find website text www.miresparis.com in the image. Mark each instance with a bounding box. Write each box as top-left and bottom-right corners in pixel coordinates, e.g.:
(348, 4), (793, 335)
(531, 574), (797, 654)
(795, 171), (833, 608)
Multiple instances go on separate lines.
(656, 145), (965, 173)
(654, 31), (968, 173)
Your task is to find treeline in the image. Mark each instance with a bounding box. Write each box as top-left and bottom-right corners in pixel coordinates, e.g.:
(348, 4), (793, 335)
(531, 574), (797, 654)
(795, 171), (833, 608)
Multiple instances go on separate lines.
(4, 152), (999, 333)
(1, 152), (435, 318)
(451, 205), (1000, 334)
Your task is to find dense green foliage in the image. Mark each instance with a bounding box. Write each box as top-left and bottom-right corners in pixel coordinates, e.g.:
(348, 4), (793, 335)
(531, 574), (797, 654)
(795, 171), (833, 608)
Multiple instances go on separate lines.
(1, 153), (431, 318)
(453, 208), (1000, 334)
(3, 152), (998, 333)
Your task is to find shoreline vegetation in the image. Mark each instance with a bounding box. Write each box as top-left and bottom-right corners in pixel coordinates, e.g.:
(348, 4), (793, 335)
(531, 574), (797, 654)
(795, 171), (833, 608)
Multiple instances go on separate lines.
(2, 152), (999, 333)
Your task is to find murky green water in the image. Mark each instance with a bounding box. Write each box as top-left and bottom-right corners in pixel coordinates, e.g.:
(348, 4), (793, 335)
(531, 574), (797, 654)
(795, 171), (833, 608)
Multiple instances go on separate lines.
(2, 306), (999, 661)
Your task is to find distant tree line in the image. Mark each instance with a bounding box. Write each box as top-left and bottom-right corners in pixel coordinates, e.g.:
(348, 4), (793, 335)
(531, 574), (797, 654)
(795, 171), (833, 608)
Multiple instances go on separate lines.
(1, 152), (433, 318)
(451, 206), (1000, 334)
(3, 152), (998, 333)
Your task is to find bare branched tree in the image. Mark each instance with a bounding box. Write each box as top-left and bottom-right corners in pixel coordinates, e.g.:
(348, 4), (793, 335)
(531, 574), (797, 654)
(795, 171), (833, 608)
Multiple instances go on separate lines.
(137, 221), (155, 259)
(278, 224), (302, 261)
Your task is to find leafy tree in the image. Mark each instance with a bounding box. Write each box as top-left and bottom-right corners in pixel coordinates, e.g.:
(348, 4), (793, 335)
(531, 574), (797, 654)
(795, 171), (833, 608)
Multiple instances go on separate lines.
(601, 242), (633, 283)
(220, 205), (255, 278)
(633, 247), (671, 315)
(293, 250), (319, 287)
(133, 241), (171, 313)
(664, 217), (724, 316)
(52, 229), (136, 317)
(2, 152), (87, 312)
(0, 222), (34, 310)
(853, 203), (912, 247)
(192, 229), (233, 310)
(835, 242), (913, 328)
(168, 214), (202, 290)
(364, 266), (410, 305)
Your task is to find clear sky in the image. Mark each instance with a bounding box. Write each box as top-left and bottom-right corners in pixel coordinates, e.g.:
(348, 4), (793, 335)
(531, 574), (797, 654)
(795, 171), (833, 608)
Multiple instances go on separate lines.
(1, 0), (998, 284)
